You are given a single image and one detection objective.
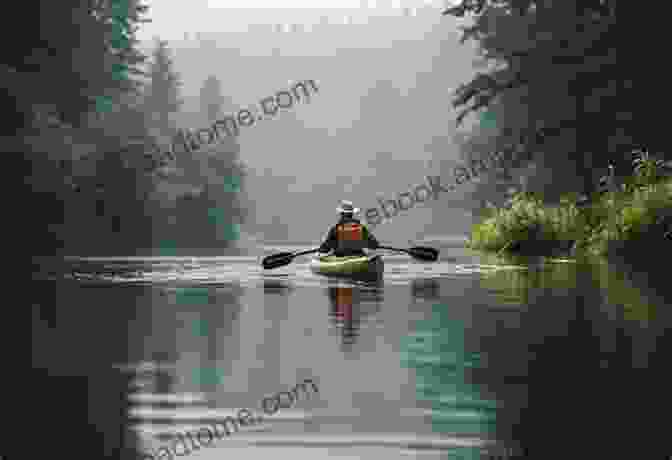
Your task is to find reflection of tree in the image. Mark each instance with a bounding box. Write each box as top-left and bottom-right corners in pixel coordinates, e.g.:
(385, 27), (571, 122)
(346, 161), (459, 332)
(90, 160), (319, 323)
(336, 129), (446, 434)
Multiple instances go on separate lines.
(411, 279), (441, 301)
(204, 290), (241, 388)
(151, 350), (176, 395)
(589, 258), (659, 323)
(400, 303), (496, 443)
(176, 287), (243, 390)
(472, 259), (669, 459)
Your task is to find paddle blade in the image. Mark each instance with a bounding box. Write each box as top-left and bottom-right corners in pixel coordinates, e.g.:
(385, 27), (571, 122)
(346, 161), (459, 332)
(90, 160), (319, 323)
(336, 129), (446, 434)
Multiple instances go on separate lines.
(407, 246), (439, 261)
(262, 252), (295, 269)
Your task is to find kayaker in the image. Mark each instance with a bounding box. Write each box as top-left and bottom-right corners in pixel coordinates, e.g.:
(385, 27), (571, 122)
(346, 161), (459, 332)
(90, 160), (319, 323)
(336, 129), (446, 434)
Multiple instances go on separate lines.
(318, 200), (380, 257)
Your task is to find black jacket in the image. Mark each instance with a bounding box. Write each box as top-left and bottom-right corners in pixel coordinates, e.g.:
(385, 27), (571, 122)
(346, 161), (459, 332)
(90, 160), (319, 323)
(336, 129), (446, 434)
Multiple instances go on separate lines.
(318, 216), (379, 256)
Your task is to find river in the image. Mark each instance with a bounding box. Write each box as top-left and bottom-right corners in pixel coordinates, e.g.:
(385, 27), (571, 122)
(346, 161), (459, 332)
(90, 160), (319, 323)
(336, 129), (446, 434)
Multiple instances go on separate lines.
(30, 238), (671, 460)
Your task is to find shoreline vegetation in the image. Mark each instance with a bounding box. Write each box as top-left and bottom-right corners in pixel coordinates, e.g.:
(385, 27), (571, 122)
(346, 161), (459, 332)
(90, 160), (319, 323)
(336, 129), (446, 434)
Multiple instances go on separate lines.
(440, 0), (671, 275)
(467, 150), (672, 259)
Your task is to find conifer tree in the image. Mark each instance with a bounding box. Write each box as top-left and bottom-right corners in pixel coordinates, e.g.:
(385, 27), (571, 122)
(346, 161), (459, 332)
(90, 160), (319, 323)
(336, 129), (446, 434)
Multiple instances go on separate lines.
(200, 75), (224, 122)
(143, 38), (183, 137)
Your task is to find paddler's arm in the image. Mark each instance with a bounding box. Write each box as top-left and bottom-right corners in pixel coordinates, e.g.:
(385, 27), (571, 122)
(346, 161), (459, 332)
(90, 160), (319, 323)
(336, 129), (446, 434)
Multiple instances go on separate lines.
(362, 225), (380, 249)
(318, 226), (337, 253)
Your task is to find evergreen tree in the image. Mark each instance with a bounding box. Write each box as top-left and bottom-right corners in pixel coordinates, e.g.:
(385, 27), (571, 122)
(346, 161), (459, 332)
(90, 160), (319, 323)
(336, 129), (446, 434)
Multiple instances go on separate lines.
(444, 0), (623, 200)
(200, 75), (224, 122)
(143, 38), (183, 137)
(13, 0), (153, 255)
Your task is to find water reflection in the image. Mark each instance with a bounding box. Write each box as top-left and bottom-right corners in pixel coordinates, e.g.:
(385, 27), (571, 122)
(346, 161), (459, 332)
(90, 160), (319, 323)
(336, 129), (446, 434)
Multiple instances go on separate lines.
(125, 283), (247, 448)
(152, 352), (178, 394)
(400, 303), (499, 460)
(325, 280), (383, 350)
(33, 246), (672, 459)
(31, 279), (144, 460)
(411, 278), (441, 301)
(262, 278), (295, 294)
(172, 286), (242, 392)
(469, 255), (672, 459)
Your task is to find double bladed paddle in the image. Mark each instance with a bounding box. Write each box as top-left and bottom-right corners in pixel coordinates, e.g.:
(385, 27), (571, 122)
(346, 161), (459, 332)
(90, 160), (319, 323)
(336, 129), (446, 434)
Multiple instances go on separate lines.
(261, 245), (439, 270)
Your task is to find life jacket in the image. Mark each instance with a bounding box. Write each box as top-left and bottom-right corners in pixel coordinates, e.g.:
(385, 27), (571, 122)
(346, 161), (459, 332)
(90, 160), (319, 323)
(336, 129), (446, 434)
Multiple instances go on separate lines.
(335, 222), (367, 252)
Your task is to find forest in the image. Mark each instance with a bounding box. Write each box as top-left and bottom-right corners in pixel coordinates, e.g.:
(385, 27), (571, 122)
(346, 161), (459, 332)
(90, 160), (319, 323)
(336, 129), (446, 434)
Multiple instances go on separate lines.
(443, 0), (672, 258)
(7, 0), (671, 257)
(10, 3), (671, 460)
(7, 0), (248, 257)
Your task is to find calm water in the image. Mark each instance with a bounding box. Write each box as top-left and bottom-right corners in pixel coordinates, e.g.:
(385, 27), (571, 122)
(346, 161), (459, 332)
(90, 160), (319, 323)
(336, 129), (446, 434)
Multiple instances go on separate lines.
(31, 239), (671, 460)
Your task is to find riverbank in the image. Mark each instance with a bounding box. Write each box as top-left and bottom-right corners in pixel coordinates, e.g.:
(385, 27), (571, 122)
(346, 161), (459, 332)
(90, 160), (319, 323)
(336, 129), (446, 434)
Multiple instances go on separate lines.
(467, 152), (672, 258)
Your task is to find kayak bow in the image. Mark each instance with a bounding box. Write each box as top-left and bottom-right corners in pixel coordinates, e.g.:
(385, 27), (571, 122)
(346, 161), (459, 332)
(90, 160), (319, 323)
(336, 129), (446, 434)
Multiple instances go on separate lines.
(309, 254), (384, 278)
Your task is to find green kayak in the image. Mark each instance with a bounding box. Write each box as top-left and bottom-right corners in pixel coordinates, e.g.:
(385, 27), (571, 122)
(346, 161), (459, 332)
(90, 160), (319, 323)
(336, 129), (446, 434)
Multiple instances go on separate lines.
(309, 254), (384, 278)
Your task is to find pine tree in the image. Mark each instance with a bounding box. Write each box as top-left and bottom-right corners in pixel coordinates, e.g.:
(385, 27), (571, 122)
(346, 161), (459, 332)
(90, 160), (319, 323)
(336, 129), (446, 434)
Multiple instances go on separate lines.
(143, 38), (183, 137)
(200, 75), (224, 122)
(443, 0), (623, 199)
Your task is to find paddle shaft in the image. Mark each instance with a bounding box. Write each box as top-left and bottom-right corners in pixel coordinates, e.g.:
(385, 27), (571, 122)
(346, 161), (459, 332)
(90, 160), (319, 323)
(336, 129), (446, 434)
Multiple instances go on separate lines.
(377, 245), (438, 261)
(264, 245), (437, 269)
(378, 245), (411, 255)
(293, 248), (321, 257)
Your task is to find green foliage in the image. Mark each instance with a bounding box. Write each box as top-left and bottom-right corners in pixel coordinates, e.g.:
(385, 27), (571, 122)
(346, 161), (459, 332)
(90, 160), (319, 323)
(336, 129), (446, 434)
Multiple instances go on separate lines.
(143, 39), (183, 132)
(95, 95), (115, 114)
(17, 0), (251, 256)
(192, 318), (209, 337)
(207, 208), (240, 240)
(444, 0), (643, 210)
(111, 0), (131, 20)
(193, 367), (224, 386)
(110, 21), (131, 50)
(469, 151), (672, 256)
(479, 109), (497, 129)
(174, 288), (210, 304)
(159, 239), (179, 256)
(632, 149), (667, 187)
(137, 47), (250, 254)
(469, 192), (550, 251)
(587, 258), (659, 322)
(586, 180), (672, 255)
(223, 175), (241, 193)
(222, 223), (241, 241)
(111, 63), (130, 81)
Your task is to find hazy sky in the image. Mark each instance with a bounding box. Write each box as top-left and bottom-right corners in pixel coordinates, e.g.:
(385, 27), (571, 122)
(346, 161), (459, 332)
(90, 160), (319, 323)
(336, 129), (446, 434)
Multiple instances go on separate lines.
(203, 0), (447, 6)
(137, 0), (453, 41)
(206, 0), (364, 7)
(134, 0), (477, 240)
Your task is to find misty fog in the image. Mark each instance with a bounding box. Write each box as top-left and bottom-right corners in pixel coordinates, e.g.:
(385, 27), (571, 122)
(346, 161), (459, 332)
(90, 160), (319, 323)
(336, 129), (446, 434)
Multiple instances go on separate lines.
(139, 4), (481, 244)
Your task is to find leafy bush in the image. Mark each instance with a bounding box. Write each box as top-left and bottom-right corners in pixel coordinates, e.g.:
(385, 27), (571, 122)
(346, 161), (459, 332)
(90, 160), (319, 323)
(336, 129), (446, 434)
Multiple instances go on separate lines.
(468, 150), (672, 256)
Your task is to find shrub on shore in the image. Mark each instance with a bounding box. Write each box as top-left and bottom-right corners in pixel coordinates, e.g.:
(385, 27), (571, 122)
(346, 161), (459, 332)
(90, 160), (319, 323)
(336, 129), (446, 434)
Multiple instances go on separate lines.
(468, 151), (672, 257)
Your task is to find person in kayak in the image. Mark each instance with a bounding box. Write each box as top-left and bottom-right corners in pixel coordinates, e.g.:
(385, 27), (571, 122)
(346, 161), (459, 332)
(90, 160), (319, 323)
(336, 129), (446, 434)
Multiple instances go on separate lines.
(318, 200), (380, 257)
